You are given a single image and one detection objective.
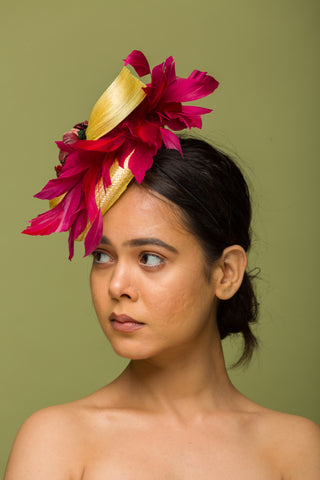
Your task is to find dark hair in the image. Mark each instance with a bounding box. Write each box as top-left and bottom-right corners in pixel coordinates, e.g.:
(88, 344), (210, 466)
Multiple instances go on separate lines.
(141, 137), (258, 366)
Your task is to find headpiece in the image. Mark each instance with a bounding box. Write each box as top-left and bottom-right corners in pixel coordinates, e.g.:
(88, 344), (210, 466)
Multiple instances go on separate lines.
(23, 50), (219, 259)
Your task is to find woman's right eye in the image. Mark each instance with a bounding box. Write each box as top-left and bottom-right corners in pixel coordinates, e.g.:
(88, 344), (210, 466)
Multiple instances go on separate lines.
(92, 251), (112, 264)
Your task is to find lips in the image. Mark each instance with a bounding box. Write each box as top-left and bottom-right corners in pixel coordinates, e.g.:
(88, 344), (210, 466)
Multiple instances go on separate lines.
(109, 313), (145, 333)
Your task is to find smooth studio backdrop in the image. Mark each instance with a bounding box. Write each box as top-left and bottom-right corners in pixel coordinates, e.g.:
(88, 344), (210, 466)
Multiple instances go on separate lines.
(1, 0), (319, 474)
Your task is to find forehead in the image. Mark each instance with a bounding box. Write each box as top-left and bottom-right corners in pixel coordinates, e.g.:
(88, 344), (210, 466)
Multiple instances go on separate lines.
(102, 184), (188, 240)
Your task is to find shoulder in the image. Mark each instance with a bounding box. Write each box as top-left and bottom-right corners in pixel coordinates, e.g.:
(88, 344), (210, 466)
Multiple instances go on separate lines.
(255, 409), (320, 479)
(276, 413), (320, 479)
(4, 403), (86, 479)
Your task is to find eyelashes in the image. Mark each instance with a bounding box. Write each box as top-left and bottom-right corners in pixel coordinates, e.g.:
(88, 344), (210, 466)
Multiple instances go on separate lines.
(139, 253), (165, 267)
(92, 251), (112, 264)
(91, 251), (166, 270)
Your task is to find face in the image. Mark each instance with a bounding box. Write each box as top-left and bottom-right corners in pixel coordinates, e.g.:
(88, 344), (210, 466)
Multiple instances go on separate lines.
(90, 184), (220, 362)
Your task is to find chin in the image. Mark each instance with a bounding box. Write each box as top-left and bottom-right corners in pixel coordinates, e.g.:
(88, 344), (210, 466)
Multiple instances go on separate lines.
(113, 349), (156, 361)
(109, 339), (157, 361)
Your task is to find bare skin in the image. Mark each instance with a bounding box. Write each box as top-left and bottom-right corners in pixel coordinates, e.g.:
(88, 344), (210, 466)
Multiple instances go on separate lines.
(5, 185), (320, 479)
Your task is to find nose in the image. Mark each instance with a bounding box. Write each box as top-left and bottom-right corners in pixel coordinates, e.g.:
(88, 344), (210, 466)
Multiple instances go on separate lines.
(108, 261), (139, 302)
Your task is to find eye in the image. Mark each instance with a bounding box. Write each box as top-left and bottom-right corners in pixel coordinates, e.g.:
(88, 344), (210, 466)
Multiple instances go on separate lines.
(139, 253), (165, 268)
(92, 251), (112, 264)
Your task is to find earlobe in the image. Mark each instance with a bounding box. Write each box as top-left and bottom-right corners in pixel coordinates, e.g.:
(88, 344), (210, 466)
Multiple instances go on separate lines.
(214, 245), (247, 300)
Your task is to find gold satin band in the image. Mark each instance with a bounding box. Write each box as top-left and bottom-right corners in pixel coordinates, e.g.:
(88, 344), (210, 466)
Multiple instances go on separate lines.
(97, 155), (134, 217)
(86, 67), (146, 141)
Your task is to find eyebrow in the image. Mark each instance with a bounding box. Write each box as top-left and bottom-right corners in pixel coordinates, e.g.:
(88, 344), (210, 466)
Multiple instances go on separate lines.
(100, 236), (178, 254)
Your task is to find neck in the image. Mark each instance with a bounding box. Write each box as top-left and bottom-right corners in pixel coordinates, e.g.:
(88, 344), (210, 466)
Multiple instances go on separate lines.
(115, 331), (240, 416)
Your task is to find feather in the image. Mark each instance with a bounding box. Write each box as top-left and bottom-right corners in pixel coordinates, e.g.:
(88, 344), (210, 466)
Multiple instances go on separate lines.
(124, 50), (151, 77)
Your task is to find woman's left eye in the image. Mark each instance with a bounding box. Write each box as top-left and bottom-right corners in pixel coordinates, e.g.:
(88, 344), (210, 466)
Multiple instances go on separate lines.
(139, 253), (165, 267)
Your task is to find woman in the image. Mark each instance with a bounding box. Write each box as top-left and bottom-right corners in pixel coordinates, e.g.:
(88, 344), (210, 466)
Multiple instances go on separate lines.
(5, 51), (319, 479)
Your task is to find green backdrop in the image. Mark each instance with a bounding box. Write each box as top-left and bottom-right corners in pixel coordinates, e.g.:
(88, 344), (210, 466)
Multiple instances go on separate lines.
(1, 0), (319, 475)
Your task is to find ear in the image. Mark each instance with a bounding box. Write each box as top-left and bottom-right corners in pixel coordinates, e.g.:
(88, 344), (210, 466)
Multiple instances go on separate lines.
(213, 245), (247, 300)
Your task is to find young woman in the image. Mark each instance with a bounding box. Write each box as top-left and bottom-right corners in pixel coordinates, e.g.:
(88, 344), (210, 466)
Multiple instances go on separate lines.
(5, 51), (319, 479)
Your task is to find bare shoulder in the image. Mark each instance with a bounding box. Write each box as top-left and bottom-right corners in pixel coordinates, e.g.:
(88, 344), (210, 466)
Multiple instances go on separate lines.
(4, 403), (86, 479)
(255, 407), (320, 479)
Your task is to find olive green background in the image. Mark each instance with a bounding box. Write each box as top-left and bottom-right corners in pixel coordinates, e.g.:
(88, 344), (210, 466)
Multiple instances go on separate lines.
(1, 0), (319, 474)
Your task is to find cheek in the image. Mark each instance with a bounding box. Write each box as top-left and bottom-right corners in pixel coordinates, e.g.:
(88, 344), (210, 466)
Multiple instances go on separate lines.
(146, 273), (206, 326)
(90, 272), (106, 317)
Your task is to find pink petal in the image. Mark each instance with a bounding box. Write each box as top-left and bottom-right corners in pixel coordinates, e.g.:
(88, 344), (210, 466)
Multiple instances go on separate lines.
(164, 71), (219, 103)
(82, 164), (100, 222)
(101, 153), (114, 190)
(181, 105), (212, 116)
(68, 208), (88, 260)
(84, 211), (103, 257)
(137, 122), (160, 144)
(159, 106), (213, 131)
(35, 174), (82, 200)
(22, 207), (66, 236)
(164, 111), (202, 130)
(55, 141), (74, 153)
(60, 183), (83, 231)
(59, 150), (69, 164)
(163, 56), (176, 84)
(73, 135), (124, 152)
(159, 114), (190, 131)
(124, 50), (151, 77)
(58, 151), (91, 178)
(160, 129), (182, 155)
(116, 141), (135, 168)
(148, 63), (168, 108)
(128, 143), (155, 183)
(22, 184), (81, 236)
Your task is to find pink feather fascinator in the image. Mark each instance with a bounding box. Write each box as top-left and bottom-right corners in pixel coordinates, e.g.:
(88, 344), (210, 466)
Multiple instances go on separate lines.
(22, 50), (219, 259)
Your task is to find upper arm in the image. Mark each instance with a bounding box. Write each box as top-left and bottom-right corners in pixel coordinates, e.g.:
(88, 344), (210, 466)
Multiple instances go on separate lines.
(4, 407), (82, 479)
